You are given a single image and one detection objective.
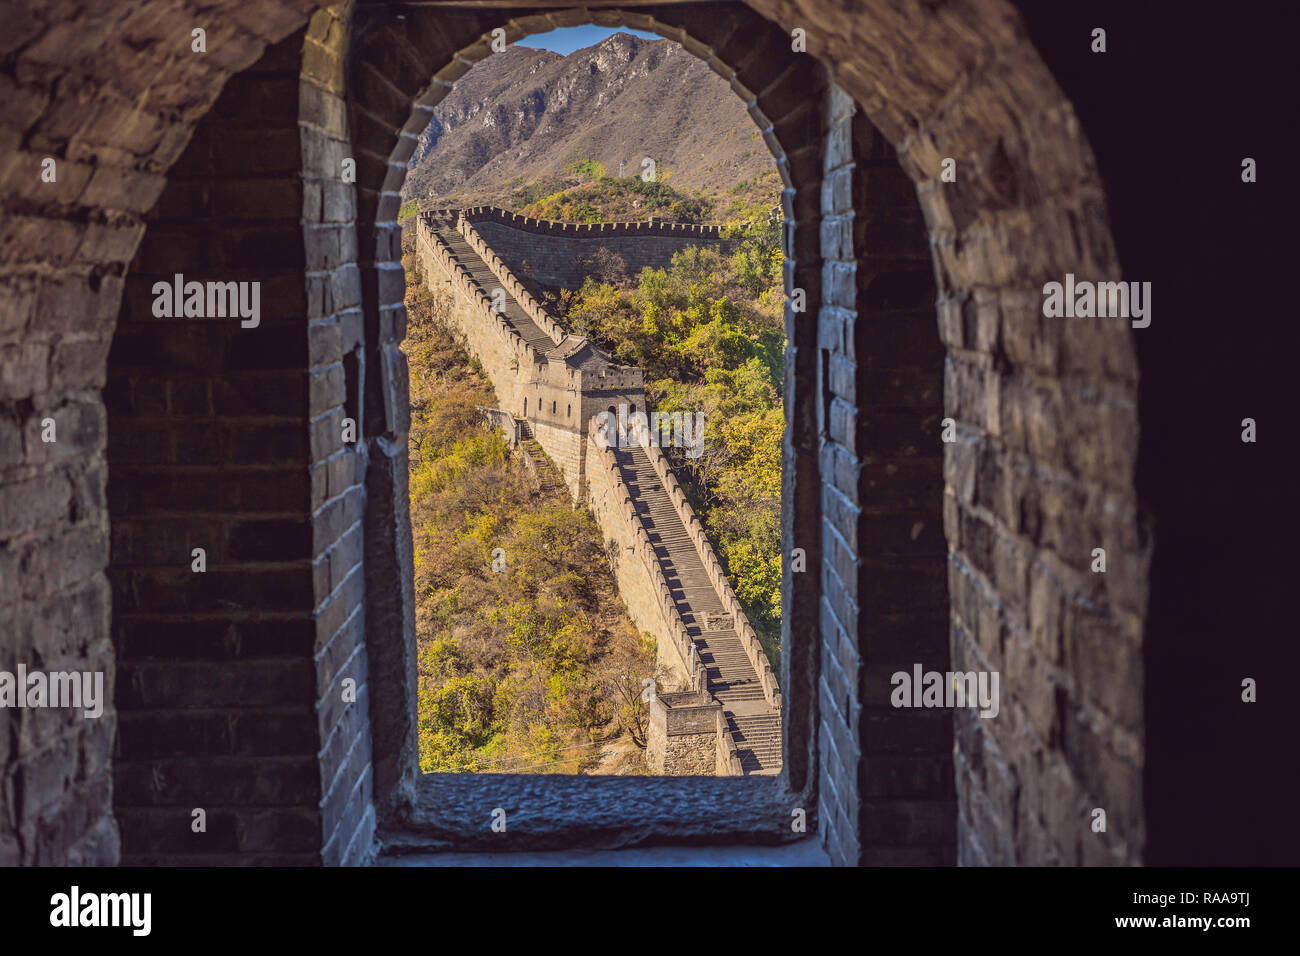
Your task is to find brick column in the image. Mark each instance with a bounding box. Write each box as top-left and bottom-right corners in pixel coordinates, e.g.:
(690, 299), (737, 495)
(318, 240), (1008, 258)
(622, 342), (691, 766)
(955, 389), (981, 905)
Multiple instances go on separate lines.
(106, 21), (375, 865)
(817, 86), (955, 865)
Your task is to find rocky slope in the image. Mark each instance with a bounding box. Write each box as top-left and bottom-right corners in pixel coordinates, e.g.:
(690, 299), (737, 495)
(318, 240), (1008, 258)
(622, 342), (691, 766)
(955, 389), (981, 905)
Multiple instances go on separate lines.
(402, 33), (778, 210)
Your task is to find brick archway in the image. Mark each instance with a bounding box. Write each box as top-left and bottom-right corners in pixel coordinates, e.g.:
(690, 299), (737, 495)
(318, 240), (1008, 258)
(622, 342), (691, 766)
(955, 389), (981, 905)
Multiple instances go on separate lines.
(344, 0), (831, 827)
(344, 2), (1140, 867)
(1, 0), (1145, 867)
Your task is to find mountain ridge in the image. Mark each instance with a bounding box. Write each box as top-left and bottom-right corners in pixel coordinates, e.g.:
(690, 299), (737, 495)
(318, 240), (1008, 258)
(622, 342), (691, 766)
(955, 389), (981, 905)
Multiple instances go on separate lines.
(402, 33), (780, 214)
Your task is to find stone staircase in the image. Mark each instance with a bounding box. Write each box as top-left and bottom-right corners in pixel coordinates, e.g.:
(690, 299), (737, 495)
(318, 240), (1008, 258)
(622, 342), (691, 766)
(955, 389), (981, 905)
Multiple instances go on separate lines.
(429, 219), (557, 357)
(728, 712), (783, 774)
(520, 435), (566, 497)
(613, 442), (782, 775)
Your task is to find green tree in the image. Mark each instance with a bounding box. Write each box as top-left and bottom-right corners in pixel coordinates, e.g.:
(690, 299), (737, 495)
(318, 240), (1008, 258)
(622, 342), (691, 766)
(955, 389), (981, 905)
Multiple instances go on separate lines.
(562, 217), (787, 662)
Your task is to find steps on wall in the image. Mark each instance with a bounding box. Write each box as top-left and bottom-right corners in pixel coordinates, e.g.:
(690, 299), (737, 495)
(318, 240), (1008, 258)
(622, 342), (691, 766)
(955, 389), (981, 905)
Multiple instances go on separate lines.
(520, 437), (566, 497)
(612, 442), (782, 775)
(727, 711), (783, 775)
(430, 221), (557, 356)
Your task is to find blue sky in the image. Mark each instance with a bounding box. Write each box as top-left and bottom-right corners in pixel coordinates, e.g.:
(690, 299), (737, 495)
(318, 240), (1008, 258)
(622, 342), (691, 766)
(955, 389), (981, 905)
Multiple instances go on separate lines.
(517, 26), (662, 56)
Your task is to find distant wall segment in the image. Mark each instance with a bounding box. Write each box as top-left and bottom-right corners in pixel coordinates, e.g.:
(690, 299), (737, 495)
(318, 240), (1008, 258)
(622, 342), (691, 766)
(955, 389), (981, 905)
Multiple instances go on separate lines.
(436, 205), (731, 291)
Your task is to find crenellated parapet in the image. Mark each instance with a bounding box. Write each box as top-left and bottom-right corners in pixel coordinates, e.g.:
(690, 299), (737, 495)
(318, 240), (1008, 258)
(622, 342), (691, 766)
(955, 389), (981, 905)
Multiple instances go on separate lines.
(628, 421), (782, 710)
(446, 205), (733, 293)
(460, 204), (727, 240)
(417, 211), (531, 364)
(456, 215), (567, 346)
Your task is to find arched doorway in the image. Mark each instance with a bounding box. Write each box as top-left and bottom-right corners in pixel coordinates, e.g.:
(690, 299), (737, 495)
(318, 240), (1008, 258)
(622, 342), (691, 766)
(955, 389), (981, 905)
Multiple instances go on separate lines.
(70, 0), (1139, 866)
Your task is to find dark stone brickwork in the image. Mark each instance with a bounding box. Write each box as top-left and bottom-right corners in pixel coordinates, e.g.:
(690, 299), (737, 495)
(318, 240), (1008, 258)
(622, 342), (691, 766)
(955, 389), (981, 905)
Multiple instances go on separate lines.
(0, 0), (318, 867)
(104, 12), (374, 866)
(3, 0), (1225, 868)
(816, 87), (954, 866)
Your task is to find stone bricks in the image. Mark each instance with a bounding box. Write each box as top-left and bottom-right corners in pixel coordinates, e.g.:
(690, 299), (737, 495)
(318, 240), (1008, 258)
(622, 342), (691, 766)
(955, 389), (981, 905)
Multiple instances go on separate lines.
(647, 695), (722, 775)
(93, 22), (374, 866)
(471, 216), (728, 293)
(0, 0), (1159, 868)
(814, 90), (956, 865)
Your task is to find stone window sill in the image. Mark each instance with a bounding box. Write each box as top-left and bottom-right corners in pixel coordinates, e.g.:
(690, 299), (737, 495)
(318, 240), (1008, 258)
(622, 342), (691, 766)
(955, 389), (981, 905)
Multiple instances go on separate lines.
(377, 841), (830, 866)
(376, 772), (815, 861)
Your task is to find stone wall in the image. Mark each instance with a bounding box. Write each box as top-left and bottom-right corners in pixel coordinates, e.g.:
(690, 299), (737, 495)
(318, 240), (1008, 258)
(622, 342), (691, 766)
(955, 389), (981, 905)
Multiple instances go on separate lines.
(466, 209), (729, 291)
(814, 88), (954, 866)
(460, 205), (727, 240)
(416, 218), (531, 404)
(584, 433), (697, 690)
(652, 728), (715, 776)
(3, 0), (1282, 868)
(104, 11), (376, 867)
(646, 691), (737, 776)
(529, 420), (584, 497)
(812, 60), (1144, 865)
(0, 0), (319, 868)
(300, 7), (379, 868)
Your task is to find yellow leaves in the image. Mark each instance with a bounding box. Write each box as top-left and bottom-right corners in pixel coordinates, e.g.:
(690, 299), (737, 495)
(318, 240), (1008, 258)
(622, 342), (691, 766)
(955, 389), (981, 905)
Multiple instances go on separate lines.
(467, 512), (500, 549)
(639, 309), (661, 340)
(404, 255), (663, 774)
(411, 432), (508, 496)
(716, 408), (784, 501)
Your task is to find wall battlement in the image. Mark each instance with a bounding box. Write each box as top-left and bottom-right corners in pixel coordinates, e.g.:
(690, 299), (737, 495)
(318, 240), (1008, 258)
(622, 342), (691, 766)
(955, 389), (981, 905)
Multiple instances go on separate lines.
(449, 204), (727, 239)
(424, 205), (731, 292)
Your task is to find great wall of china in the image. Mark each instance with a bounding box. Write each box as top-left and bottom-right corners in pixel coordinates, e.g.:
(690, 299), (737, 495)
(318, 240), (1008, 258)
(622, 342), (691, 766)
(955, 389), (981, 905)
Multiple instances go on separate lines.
(415, 207), (782, 776)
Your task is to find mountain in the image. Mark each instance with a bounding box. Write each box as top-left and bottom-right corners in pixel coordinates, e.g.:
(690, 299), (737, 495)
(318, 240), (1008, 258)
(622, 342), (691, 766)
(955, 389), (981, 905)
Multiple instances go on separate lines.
(401, 33), (780, 214)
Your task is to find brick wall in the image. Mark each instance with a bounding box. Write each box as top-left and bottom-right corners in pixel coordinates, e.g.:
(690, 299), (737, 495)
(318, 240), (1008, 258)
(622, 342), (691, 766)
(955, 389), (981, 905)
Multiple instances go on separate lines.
(725, 0), (1147, 865)
(0, 0), (1173, 867)
(815, 87), (954, 866)
(471, 218), (728, 292)
(1014, 0), (1289, 865)
(419, 211), (648, 499)
(299, 6), (377, 868)
(105, 13), (374, 866)
(911, 71), (1143, 866)
(0, 0), (313, 866)
(458, 218), (569, 345)
(806, 8), (1145, 859)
